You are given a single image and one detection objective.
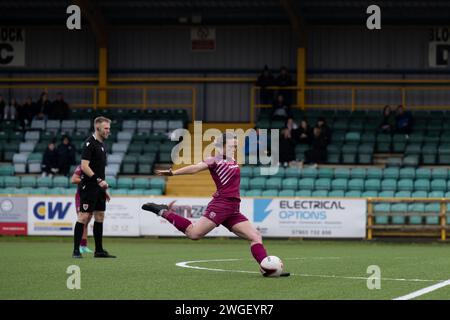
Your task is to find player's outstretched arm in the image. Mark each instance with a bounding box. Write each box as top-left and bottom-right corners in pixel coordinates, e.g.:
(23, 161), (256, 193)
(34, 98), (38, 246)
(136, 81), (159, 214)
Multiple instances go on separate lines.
(155, 162), (208, 176)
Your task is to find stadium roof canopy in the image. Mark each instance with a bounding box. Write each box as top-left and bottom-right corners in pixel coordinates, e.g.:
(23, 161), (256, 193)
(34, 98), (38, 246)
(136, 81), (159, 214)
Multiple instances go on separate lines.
(1, 0), (450, 26)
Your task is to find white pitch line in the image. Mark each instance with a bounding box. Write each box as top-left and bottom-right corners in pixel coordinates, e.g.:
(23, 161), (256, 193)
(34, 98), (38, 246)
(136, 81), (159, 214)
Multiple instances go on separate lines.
(175, 258), (442, 283)
(393, 280), (450, 300)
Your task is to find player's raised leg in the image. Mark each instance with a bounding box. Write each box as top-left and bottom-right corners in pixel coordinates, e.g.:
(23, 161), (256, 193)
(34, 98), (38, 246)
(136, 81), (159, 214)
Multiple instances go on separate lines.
(142, 203), (216, 239)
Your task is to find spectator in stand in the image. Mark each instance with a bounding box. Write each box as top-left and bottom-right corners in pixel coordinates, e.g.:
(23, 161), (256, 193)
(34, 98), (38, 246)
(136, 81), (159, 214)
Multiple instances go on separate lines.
(0, 95), (5, 122)
(316, 117), (332, 144)
(33, 92), (52, 121)
(18, 96), (35, 128)
(293, 119), (312, 145)
(4, 98), (18, 121)
(42, 142), (59, 177)
(279, 118), (297, 167)
(379, 105), (396, 134)
(256, 65), (275, 105)
(395, 105), (413, 136)
(275, 66), (294, 105)
(51, 92), (70, 120)
(56, 135), (76, 176)
(271, 94), (292, 121)
(301, 126), (328, 168)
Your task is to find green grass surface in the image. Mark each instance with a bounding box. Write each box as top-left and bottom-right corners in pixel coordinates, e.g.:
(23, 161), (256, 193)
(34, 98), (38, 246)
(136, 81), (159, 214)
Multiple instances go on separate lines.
(1, 237), (450, 300)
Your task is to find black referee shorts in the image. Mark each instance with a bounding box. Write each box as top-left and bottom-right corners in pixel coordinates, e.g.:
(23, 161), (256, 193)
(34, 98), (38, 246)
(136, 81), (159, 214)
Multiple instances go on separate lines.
(79, 182), (106, 213)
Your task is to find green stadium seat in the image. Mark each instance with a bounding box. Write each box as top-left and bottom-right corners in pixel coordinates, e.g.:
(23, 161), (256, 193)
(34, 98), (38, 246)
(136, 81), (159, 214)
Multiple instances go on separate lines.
(428, 191), (444, 198)
(412, 191), (427, 198)
(327, 152), (341, 164)
(128, 189), (145, 196)
(409, 133), (424, 144)
(47, 187), (67, 195)
(266, 177), (282, 190)
(315, 178), (331, 191)
(20, 176), (36, 188)
(397, 179), (414, 192)
(376, 134), (391, 153)
(331, 178), (347, 191)
(143, 189), (163, 196)
(399, 168), (415, 180)
(408, 203), (424, 224)
(318, 168), (334, 179)
(0, 176), (4, 188)
(378, 191), (395, 198)
(284, 167), (301, 178)
(312, 190), (328, 197)
(262, 189), (278, 197)
(279, 190), (295, 197)
(298, 178), (314, 190)
(345, 190), (362, 198)
(386, 157), (402, 167)
(328, 190), (344, 197)
(403, 155), (419, 167)
(432, 168), (448, 180)
(394, 191), (411, 198)
(283, 178), (298, 190)
(240, 166), (253, 178)
(150, 178), (166, 191)
(373, 203), (390, 224)
(365, 179), (381, 192)
(414, 179), (430, 192)
(138, 164), (153, 175)
(362, 191), (378, 198)
(350, 168), (366, 179)
(106, 177), (117, 189)
(117, 177), (133, 189)
(391, 203), (407, 224)
(134, 178), (150, 189)
(348, 179), (364, 191)
(425, 203), (441, 224)
(112, 188), (129, 195)
(121, 163), (136, 175)
(53, 176), (69, 188)
(246, 189), (262, 197)
(249, 177), (266, 190)
(431, 179), (447, 192)
(295, 190), (312, 197)
(366, 168), (382, 180)
(4, 176), (20, 188)
(381, 179), (397, 191)
(240, 177), (249, 190)
(416, 168), (431, 180)
(345, 132), (361, 144)
(159, 152), (172, 163)
(301, 168), (318, 179)
(334, 168), (350, 179)
(0, 165), (14, 176)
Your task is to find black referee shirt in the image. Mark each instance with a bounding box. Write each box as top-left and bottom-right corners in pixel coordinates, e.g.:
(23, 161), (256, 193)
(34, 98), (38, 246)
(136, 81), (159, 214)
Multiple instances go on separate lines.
(81, 134), (107, 182)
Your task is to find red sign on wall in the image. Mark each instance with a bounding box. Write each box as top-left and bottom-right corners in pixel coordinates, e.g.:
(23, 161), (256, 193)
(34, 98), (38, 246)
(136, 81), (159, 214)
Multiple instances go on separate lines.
(0, 222), (27, 235)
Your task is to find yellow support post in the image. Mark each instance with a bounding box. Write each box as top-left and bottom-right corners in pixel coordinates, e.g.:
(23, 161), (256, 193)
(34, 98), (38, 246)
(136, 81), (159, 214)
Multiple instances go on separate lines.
(98, 47), (108, 108)
(297, 47), (306, 110)
(440, 202), (447, 241)
(401, 88), (406, 108)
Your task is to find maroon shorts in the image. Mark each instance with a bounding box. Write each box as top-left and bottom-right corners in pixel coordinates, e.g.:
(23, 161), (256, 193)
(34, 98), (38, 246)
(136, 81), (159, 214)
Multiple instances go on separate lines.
(203, 197), (248, 231)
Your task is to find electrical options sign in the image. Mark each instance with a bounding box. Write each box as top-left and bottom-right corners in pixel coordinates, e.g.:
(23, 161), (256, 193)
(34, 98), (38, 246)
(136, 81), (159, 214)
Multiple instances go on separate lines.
(252, 198), (367, 238)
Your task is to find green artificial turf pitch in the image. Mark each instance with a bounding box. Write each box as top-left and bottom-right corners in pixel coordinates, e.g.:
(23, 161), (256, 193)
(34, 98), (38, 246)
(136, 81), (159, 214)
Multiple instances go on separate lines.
(1, 237), (450, 300)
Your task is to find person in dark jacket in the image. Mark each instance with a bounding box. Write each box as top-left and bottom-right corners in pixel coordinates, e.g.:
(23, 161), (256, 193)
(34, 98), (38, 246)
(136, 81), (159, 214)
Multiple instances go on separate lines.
(57, 135), (76, 176)
(316, 117), (332, 145)
(302, 127), (328, 167)
(395, 105), (413, 135)
(272, 94), (292, 121)
(34, 92), (52, 121)
(42, 142), (59, 177)
(379, 105), (396, 134)
(17, 96), (35, 128)
(279, 118), (297, 167)
(293, 119), (312, 145)
(51, 92), (70, 120)
(256, 65), (275, 105)
(275, 66), (294, 105)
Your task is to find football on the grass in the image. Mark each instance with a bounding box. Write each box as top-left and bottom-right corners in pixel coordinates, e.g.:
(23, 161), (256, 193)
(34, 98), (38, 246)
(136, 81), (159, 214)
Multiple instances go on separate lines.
(260, 256), (284, 277)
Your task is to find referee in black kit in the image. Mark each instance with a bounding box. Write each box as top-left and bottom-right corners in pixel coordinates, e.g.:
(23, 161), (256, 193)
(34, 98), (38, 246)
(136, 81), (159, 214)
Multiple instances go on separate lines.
(73, 116), (116, 258)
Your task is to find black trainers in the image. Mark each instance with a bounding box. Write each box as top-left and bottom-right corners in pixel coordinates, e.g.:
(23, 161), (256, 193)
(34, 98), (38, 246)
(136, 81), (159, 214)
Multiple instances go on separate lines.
(141, 203), (168, 216)
(263, 272), (290, 277)
(72, 250), (82, 259)
(94, 250), (116, 258)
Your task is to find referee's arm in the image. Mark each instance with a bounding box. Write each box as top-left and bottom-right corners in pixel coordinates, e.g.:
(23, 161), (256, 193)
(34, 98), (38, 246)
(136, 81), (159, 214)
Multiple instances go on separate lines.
(81, 159), (108, 189)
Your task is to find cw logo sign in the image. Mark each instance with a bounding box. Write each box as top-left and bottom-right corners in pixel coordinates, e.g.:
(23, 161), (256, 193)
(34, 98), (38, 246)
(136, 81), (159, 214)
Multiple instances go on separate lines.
(33, 202), (72, 220)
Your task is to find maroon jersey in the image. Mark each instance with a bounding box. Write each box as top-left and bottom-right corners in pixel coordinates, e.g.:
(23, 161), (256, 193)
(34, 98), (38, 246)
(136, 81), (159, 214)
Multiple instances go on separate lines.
(203, 155), (240, 201)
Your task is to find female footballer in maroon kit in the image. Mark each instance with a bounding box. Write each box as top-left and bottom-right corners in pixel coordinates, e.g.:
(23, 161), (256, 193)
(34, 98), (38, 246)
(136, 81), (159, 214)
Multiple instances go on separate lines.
(142, 133), (289, 277)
